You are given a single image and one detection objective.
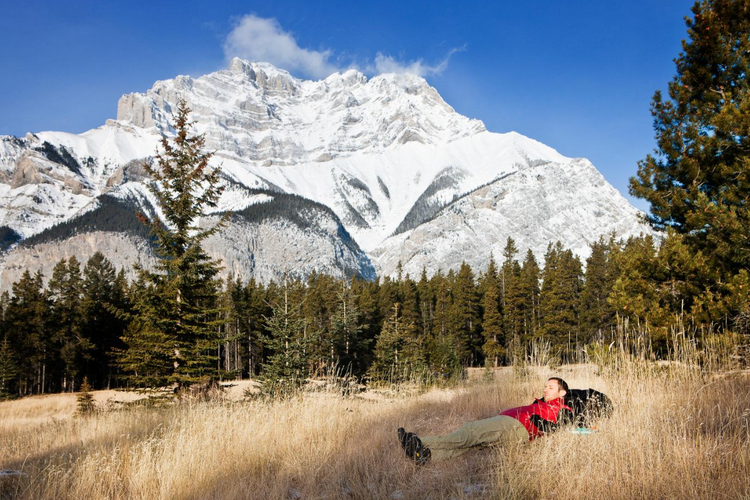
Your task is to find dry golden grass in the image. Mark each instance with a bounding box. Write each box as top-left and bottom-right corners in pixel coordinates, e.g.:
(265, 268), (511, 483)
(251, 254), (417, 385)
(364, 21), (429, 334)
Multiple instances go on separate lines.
(1, 362), (749, 499)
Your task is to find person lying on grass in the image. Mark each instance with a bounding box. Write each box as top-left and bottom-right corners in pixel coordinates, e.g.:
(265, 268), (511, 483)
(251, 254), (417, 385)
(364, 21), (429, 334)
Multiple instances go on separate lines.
(398, 377), (573, 464)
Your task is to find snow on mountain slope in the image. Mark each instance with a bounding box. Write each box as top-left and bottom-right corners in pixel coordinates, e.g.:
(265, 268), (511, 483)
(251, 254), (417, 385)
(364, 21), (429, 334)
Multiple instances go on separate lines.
(0, 58), (651, 286)
(227, 130), (569, 251)
(370, 157), (646, 277)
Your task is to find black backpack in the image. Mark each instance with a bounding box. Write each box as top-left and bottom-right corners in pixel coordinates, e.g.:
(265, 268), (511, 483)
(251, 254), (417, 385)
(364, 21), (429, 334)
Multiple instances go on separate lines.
(565, 388), (613, 427)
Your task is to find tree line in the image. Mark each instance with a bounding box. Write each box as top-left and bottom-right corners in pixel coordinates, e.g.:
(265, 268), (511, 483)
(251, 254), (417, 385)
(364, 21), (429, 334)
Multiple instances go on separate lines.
(1, 227), (745, 398)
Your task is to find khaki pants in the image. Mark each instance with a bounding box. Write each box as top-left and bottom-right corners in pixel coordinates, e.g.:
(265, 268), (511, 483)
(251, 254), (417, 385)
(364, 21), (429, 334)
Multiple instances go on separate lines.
(420, 415), (529, 461)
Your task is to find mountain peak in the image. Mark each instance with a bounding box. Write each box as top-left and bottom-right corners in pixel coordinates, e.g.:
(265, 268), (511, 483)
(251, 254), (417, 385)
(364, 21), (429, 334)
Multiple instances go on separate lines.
(228, 58), (296, 81)
(324, 68), (368, 87)
(114, 58), (485, 162)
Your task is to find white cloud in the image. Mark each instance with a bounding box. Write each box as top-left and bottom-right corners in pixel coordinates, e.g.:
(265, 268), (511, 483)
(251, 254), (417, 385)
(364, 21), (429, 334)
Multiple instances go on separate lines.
(223, 15), (340, 80)
(371, 46), (465, 77)
(223, 15), (464, 79)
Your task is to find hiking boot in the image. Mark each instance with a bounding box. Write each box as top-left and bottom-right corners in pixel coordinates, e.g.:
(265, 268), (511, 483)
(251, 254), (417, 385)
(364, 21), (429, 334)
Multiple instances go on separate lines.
(414, 443), (431, 466)
(403, 432), (431, 465)
(397, 428), (410, 450)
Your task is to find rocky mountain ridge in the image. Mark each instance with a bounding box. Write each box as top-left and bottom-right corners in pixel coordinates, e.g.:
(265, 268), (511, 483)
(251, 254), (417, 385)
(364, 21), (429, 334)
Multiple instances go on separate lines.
(0, 59), (650, 289)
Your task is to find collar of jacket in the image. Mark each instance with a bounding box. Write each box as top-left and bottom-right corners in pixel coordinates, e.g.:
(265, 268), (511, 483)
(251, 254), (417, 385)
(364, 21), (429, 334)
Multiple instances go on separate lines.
(534, 397), (566, 407)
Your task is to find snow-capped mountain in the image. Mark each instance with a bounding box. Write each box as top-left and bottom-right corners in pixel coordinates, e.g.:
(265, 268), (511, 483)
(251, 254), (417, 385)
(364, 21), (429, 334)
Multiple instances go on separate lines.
(0, 58), (649, 288)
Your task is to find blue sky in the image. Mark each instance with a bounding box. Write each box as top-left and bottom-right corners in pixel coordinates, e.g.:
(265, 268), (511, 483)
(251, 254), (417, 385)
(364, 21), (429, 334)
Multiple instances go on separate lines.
(0, 1), (696, 210)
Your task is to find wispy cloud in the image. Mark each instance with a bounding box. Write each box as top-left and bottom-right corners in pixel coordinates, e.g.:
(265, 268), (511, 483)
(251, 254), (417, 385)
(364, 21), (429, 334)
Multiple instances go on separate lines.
(223, 15), (339, 80)
(370, 46), (466, 77)
(223, 15), (463, 80)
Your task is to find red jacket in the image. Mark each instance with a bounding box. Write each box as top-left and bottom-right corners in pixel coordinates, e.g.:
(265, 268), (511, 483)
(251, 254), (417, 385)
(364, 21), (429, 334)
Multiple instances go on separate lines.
(500, 397), (572, 440)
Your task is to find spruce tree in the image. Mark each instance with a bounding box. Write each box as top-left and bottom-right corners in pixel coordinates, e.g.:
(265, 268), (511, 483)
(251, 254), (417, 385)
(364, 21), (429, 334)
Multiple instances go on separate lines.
(579, 237), (618, 341)
(398, 276), (423, 354)
(82, 253), (128, 388)
(369, 303), (425, 383)
(480, 271), (504, 367)
(630, 0), (750, 314)
(352, 276), (381, 368)
(75, 376), (96, 416)
(502, 244), (525, 348)
(6, 271), (49, 395)
(48, 256), (89, 392)
(260, 278), (317, 396)
(609, 235), (663, 321)
(120, 100), (228, 389)
(519, 249), (541, 342)
(450, 262), (480, 366)
(417, 267), (434, 342)
(0, 333), (17, 399)
(609, 232), (716, 351)
(428, 271), (460, 375)
(539, 242), (583, 358)
(117, 278), (176, 388)
(303, 272), (338, 372)
(219, 276), (254, 378)
(329, 282), (369, 376)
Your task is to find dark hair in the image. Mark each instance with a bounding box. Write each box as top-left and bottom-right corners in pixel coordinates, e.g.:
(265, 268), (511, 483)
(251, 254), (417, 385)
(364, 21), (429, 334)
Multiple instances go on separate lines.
(548, 377), (569, 393)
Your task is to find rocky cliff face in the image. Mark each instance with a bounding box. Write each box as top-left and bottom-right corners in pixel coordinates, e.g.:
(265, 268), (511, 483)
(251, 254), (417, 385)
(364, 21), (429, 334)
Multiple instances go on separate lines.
(0, 209), (374, 292)
(0, 59), (650, 289)
(0, 232), (157, 289)
(115, 58), (485, 165)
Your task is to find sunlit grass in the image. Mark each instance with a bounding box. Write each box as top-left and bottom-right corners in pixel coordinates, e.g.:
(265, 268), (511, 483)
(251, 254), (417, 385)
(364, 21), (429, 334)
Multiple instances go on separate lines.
(1, 332), (749, 499)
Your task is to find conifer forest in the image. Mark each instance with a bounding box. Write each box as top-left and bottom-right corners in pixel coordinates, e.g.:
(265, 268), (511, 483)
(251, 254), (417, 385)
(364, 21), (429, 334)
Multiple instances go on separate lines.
(0, 227), (745, 398)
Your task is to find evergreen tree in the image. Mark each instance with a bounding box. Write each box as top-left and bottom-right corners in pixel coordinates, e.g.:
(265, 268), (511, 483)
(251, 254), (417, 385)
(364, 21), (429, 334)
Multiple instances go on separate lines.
(631, 0), (750, 279)
(477, 255), (499, 298)
(120, 100), (228, 389)
(368, 303), (425, 382)
(352, 276), (380, 368)
(450, 262), (480, 366)
(75, 376), (96, 416)
(399, 278), (429, 375)
(377, 276), (399, 322)
(6, 271), (49, 395)
(501, 239), (525, 350)
(480, 268), (504, 367)
(428, 271), (459, 374)
(329, 282), (369, 376)
(0, 333), (17, 399)
(303, 272), (338, 373)
(218, 277), (244, 378)
(260, 279), (317, 396)
(244, 278), (269, 377)
(609, 235), (663, 321)
(417, 267), (434, 342)
(539, 242), (583, 357)
(81, 253), (127, 388)
(48, 256), (89, 392)
(519, 249), (541, 342)
(398, 276), (422, 345)
(609, 232), (716, 352)
(629, 0), (750, 330)
(117, 278), (176, 388)
(579, 237), (619, 341)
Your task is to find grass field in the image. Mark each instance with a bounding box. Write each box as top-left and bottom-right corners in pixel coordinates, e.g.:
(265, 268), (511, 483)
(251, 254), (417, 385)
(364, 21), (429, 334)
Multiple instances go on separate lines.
(1, 349), (749, 499)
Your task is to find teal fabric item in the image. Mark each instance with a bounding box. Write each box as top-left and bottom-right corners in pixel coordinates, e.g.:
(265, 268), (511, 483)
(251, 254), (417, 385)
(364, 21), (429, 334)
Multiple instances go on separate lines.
(568, 427), (595, 435)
